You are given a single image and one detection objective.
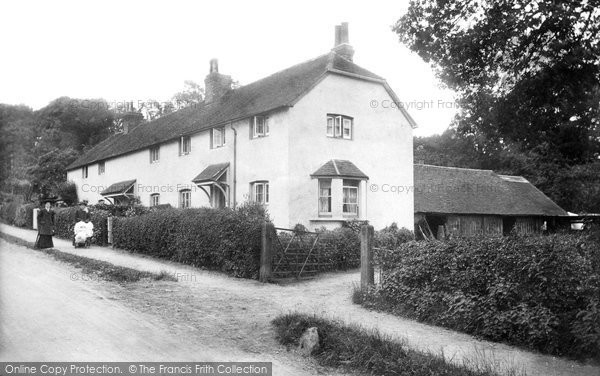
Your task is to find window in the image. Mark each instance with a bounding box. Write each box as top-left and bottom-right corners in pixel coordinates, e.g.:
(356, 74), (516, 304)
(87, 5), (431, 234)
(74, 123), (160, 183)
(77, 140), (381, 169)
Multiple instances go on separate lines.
(150, 193), (160, 207)
(318, 179), (332, 215)
(343, 180), (359, 215)
(252, 116), (269, 138)
(82, 165), (88, 179)
(251, 181), (269, 204)
(98, 161), (105, 175)
(327, 115), (353, 139)
(179, 189), (191, 208)
(150, 146), (160, 163)
(179, 136), (191, 155)
(211, 127), (225, 148)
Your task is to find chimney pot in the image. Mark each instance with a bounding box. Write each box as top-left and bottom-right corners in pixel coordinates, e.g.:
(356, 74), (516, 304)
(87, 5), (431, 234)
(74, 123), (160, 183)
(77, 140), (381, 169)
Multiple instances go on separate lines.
(334, 25), (341, 47)
(331, 22), (355, 61)
(340, 22), (349, 44)
(204, 58), (232, 103)
(209, 58), (219, 74)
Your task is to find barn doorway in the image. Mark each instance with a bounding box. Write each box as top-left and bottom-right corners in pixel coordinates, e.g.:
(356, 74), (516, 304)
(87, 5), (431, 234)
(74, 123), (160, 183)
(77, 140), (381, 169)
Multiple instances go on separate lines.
(503, 217), (516, 235)
(425, 215), (447, 239)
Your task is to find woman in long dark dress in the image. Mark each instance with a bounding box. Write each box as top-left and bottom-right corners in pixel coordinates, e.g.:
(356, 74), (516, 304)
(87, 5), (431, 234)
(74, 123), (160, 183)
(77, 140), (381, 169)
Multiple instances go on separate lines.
(35, 200), (55, 249)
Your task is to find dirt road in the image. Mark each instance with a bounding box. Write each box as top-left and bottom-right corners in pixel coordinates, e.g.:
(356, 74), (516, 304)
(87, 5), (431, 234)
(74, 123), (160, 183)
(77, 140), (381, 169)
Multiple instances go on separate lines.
(0, 240), (332, 375)
(1, 223), (599, 376)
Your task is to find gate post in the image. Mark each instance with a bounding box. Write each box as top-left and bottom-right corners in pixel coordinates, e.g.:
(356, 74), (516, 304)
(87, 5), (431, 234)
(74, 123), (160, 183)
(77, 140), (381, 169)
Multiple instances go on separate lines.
(260, 220), (274, 282)
(33, 208), (39, 230)
(107, 216), (113, 246)
(360, 224), (374, 288)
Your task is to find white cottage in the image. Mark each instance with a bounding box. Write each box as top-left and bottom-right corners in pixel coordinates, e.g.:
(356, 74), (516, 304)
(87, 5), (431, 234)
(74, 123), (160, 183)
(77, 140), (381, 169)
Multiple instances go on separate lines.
(66, 23), (416, 230)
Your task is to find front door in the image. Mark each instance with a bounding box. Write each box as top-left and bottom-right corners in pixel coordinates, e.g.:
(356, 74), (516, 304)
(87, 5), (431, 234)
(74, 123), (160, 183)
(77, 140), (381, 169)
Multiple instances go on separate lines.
(211, 186), (227, 209)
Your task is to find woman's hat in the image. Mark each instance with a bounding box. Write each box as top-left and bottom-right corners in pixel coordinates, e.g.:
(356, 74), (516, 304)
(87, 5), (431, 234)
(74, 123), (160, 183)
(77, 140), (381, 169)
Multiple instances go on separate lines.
(39, 195), (57, 204)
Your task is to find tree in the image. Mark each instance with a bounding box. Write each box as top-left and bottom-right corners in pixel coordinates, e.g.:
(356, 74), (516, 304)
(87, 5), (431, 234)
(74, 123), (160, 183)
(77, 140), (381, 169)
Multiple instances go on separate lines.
(398, 1), (600, 212)
(396, 0), (600, 162)
(172, 80), (204, 110)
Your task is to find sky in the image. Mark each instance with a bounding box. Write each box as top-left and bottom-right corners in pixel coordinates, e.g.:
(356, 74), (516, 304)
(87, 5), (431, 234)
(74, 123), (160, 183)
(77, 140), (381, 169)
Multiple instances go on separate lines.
(0, 0), (457, 136)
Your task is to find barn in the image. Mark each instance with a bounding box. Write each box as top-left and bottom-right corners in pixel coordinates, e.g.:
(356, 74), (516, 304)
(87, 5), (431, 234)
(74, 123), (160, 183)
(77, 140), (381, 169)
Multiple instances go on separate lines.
(414, 164), (569, 239)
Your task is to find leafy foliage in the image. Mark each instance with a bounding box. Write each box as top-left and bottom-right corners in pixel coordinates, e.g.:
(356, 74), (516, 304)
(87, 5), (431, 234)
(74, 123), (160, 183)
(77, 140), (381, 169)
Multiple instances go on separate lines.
(112, 203), (267, 279)
(400, 1), (600, 212)
(53, 206), (111, 246)
(369, 233), (600, 359)
(272, 313), (513, 376)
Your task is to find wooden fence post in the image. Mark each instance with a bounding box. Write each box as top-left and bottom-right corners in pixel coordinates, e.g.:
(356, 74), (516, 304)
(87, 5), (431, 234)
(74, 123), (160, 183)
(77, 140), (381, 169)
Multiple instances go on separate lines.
(360, 224), (374, 288)
(33, 208), (39, 230)
(260, 220), (273, 282)
(107, 216), (113, 246)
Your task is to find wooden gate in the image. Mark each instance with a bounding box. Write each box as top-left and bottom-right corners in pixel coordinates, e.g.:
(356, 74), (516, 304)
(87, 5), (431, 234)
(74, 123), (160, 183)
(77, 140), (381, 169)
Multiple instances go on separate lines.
(271, 227), (324, 280)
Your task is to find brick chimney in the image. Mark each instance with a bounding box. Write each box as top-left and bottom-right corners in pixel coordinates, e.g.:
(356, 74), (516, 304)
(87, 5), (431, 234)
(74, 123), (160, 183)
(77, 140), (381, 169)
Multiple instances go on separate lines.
(204, 59), (232, 103)
(332, 22), (354, 61)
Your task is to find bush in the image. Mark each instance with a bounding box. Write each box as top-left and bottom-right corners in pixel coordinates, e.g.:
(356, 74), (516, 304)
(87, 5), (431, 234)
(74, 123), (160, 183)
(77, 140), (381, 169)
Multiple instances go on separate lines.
(368, 233), (600, 359)
(112, 202), (267, 279)
(55, 181), (78, 205)
(316, 227), (361, 271)
(14, 203), (36, 228)
(272, 313), (510, 376)
(375, 222), (414, 249)
(0, 194), (24, 224)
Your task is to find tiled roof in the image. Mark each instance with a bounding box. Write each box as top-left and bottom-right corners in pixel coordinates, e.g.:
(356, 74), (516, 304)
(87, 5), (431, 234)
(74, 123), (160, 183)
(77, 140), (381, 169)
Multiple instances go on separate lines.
(100, 179), (136, 196)
(414, 164), (568, 216)
(192, 163), (229, 183)
(68, 51), (415, 170)
(311, 159), (368, 179)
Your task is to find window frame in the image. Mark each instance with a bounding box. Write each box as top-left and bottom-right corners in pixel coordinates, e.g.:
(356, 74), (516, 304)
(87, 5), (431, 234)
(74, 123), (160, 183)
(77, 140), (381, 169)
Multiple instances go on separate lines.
(342, 179), (359, 216)
(98, 161), (105, 175)
(179, 136), (191, 155)
(82, 165), (88, 179)
(150, 193), (160, 207)
(326, 114), (353, 140)
(179, 189), (191, 208)
(149, 145), (160, 163)
(211, 127), (225, 148)
(252, 116), (269, 138)
(318, 179), (332, 216)
(251, 181), (269, 204)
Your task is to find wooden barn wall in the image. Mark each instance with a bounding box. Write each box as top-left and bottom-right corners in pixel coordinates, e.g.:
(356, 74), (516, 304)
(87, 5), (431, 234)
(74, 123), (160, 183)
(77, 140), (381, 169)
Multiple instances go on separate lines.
(483, 216), (503, 236)
(445, 215), (502, 237)
(514, 217), (543, 235)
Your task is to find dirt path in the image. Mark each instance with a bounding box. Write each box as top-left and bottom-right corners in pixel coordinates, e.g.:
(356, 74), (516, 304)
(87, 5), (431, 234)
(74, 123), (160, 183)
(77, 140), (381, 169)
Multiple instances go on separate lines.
(2, 224), (599, 376)
(0, 240), (337, 375)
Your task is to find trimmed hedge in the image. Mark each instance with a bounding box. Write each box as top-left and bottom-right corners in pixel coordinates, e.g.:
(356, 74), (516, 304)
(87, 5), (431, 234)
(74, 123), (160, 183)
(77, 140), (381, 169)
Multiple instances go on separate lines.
(54, 206), (111, 246)
(316, 228), (361, 271)
(112, 203), (267, 278)
(370, 233), (600, 359)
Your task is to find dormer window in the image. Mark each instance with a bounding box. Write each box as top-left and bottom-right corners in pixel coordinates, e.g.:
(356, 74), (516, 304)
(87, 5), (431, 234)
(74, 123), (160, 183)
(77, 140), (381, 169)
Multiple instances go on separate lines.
(326, 115), (352, 139)
(179, 136), (191, 155)
(252, 116), (269, 138)
(211, 127), (225, 148)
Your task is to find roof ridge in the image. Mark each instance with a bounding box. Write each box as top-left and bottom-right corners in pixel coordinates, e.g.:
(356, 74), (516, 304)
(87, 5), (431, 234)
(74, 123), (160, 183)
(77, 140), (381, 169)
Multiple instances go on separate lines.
(416, 164), (495, 173)
(332, 159), (340, 175)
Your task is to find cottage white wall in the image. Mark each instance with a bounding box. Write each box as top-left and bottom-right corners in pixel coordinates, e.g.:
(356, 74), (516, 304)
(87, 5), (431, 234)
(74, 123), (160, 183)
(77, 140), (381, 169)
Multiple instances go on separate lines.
(286, 74), (414, 230)
(67, 111), (291, 225)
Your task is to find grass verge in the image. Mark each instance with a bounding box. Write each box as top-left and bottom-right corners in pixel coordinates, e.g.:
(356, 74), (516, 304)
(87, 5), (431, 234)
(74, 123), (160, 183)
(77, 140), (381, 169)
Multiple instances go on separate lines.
(0, 232), (176, 283)
(272, 312), (524, 376)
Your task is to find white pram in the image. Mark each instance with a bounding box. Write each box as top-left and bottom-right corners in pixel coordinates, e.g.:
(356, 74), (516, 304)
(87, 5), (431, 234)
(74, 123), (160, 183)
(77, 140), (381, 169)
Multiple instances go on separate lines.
(73, 220), (94, 248)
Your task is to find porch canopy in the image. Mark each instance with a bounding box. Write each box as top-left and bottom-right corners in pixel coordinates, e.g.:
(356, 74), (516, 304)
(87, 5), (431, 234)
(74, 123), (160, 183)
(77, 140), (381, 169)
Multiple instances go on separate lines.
(100, 179), (136, 203)
(192, 162), (229, 208)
